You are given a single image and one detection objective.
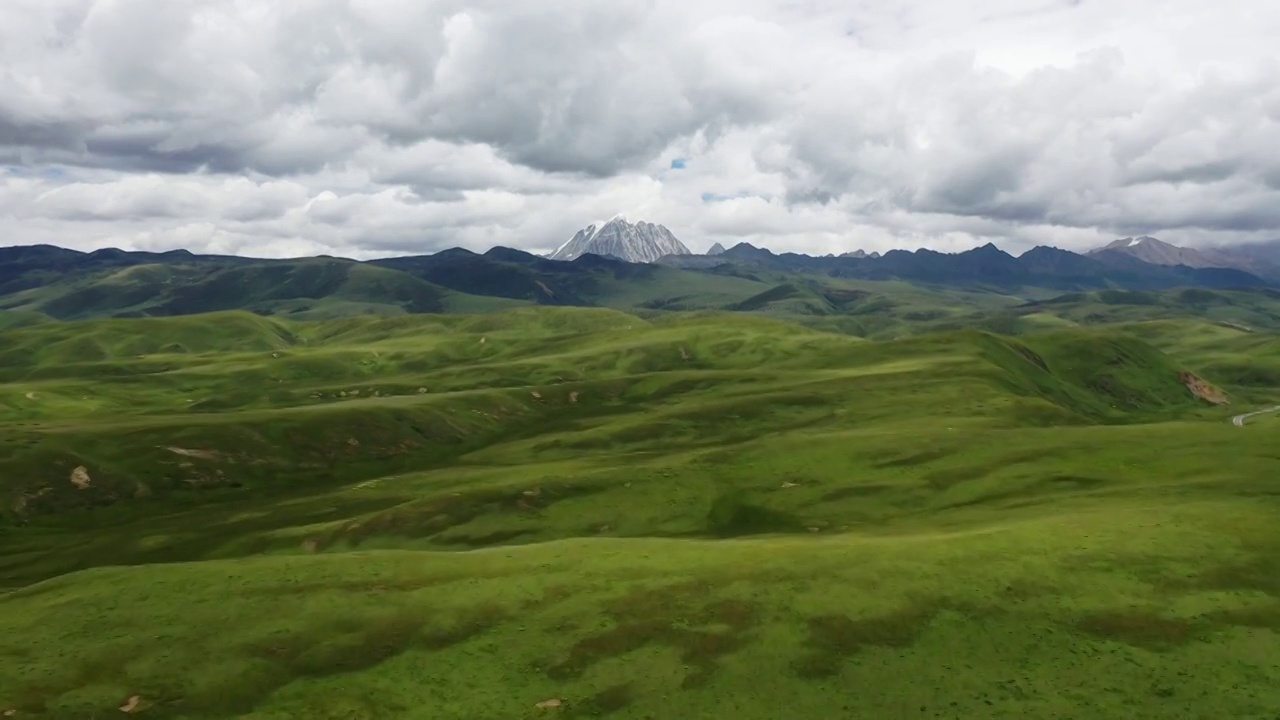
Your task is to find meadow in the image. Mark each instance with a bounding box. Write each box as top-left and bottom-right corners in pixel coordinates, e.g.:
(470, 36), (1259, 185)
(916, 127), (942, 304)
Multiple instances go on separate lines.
(1, 305), (1279, 719)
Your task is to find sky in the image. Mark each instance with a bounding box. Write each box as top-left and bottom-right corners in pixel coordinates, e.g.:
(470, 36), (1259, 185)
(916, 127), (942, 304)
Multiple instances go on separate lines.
(2, 0), (1279, 259)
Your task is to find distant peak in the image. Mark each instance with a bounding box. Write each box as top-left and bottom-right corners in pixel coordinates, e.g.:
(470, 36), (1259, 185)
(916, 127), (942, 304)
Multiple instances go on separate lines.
(964, 242), (1009, 256)
(1103, 235), (1166, 251)
(550, 215), (690, 263)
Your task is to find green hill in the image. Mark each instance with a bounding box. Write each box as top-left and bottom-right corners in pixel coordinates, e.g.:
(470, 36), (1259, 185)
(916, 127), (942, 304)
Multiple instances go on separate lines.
(1013, 287), (1280, 330)
(2, 307), (1279, 719)
(8, 245), (1278, 341)
(974, 330), (1212, 421)
(0, 258), (526, 320)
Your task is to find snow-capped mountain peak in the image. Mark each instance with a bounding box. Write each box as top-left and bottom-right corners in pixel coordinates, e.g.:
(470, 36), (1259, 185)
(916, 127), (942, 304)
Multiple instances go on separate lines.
(1090, 236), (1222, 269)
(550, 216), (692, 263)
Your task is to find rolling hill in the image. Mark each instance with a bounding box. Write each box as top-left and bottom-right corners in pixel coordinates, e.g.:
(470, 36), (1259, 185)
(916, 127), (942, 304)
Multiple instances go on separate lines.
(1, 240), (1275, 331)
(2, 305), (1279, 719)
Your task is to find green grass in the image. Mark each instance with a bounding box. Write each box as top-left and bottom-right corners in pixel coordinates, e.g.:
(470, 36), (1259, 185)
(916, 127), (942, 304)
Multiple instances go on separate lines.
(2, 306), (1279, 719)
(1013, 288), (1280, 332)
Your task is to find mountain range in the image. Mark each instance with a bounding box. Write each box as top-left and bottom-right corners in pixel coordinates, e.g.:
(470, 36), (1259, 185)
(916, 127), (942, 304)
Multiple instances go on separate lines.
(1, 230), (1278, 325)
(659, 239), (1273, 286)
(547, 217), (1279, 282)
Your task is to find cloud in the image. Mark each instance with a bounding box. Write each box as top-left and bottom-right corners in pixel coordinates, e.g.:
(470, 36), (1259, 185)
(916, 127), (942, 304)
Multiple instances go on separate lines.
(2, 0), (1280, 259)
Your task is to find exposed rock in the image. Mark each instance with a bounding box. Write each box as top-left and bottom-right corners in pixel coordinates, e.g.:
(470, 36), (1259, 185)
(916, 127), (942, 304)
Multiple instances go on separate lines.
(550, 214), (691, 263)
(569, 391), (580, 404)
(1179, 371), (1229, 405)
(1089, 236), (1222, 268)
(70, 466), (91, 490)
(535, 699), (563, 710)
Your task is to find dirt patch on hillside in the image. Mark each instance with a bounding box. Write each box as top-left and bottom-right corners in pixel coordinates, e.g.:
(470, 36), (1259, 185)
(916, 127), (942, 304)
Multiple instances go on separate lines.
(1179, 371), (1229, 405)
(24, 391), (39, 400)
(1014, 345), (1049, 372)
(164, 446), (220, 460)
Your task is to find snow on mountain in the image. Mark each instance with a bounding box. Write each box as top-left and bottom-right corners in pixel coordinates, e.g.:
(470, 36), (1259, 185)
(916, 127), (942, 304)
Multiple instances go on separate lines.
(1089, 236), (1221, 268)
(550, 216), (692, 263)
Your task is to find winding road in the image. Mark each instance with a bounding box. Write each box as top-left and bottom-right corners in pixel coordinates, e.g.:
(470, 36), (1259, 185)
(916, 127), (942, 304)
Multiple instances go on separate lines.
(1232, 406), (1280, 427)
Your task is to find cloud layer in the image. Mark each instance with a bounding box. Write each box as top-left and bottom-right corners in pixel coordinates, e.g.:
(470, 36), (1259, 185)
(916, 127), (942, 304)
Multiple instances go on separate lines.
(3, 0), (1279, 258)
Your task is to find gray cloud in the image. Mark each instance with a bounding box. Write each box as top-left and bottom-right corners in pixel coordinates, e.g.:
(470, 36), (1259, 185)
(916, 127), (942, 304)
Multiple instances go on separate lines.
(2, 0), (1280, 258)
(411, 3), (786, 175)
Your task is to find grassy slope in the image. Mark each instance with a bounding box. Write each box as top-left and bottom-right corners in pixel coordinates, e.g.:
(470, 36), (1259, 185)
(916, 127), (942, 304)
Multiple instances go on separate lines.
(0, 260), (529, 320)
(2, 308), (1279, 719)
(1013, 288), (1280, 331)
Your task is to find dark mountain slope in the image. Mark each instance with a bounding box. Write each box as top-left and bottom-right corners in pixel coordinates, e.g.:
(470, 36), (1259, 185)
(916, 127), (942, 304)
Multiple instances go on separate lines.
(0, 239), (1273, 323)
(664, 241), (1271, 291)
(0, 251), (508, 320)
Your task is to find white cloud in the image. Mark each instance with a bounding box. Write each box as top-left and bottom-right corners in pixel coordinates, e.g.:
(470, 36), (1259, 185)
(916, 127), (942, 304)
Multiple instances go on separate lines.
(2, 0), (1279, 258)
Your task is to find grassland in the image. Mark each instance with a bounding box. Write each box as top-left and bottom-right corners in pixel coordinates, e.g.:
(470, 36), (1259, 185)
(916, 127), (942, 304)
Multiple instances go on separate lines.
(2, 305), (1279, 719)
